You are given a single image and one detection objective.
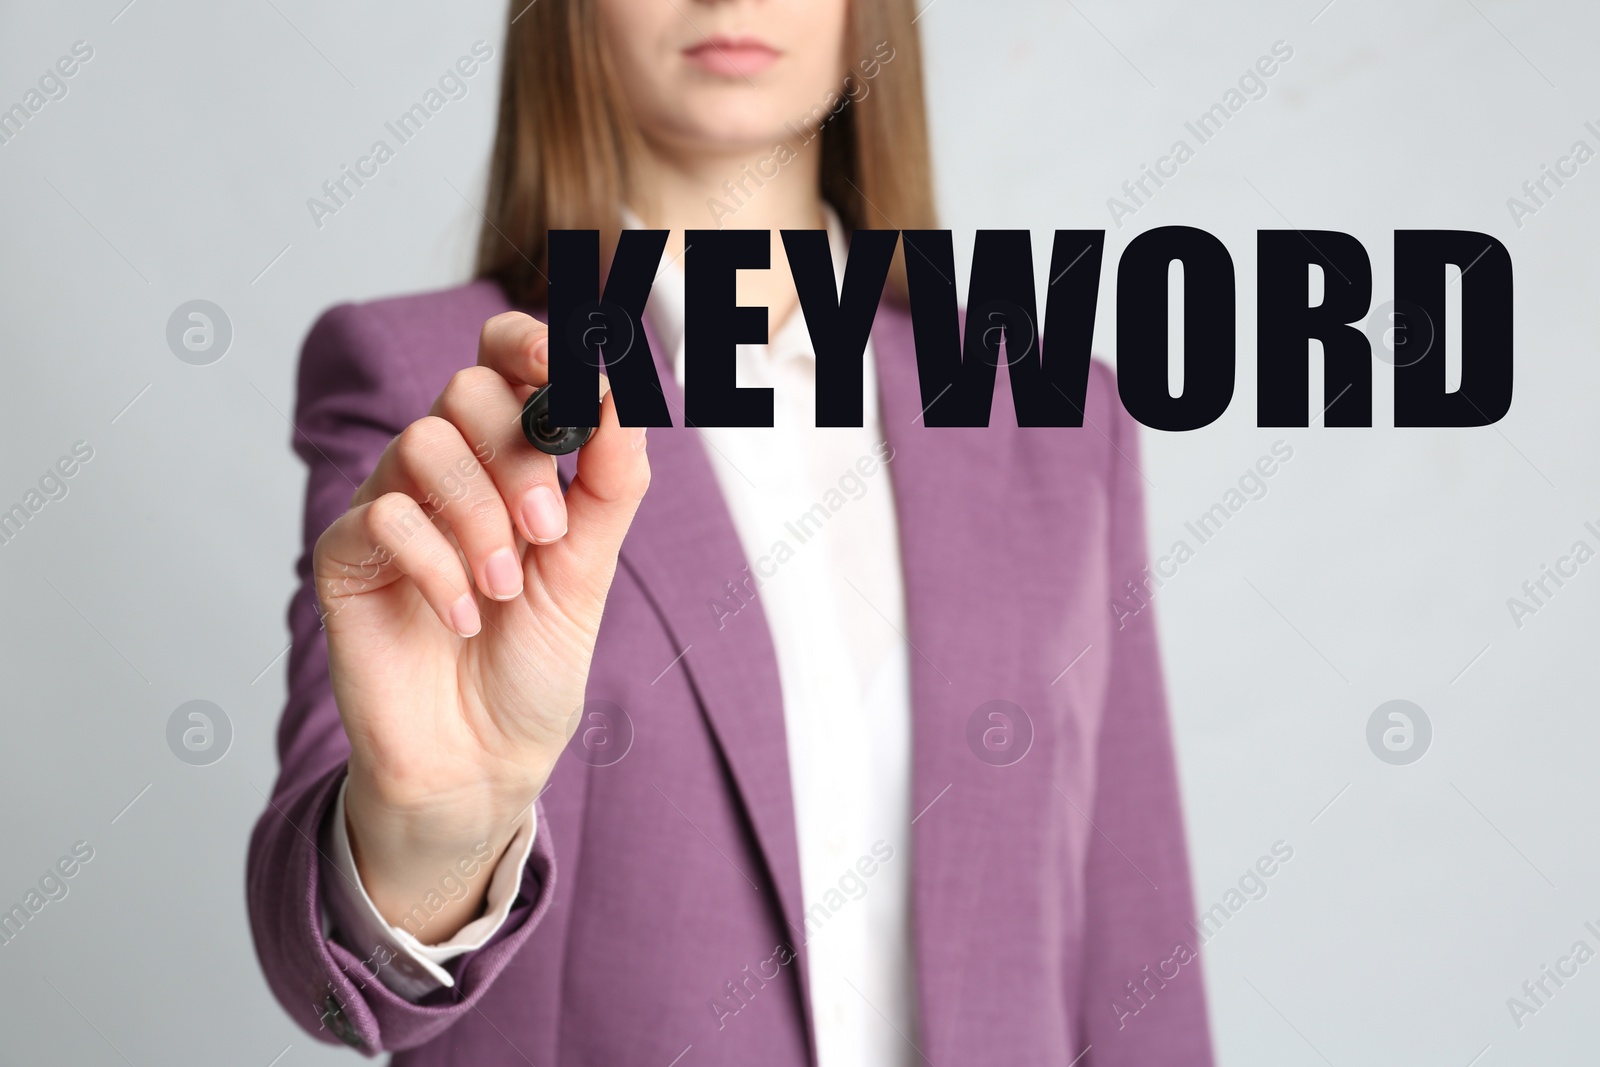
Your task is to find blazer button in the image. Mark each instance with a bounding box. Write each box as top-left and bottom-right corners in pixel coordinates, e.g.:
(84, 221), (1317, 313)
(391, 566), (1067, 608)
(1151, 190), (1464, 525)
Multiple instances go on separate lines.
(323, 994), (364, 1049)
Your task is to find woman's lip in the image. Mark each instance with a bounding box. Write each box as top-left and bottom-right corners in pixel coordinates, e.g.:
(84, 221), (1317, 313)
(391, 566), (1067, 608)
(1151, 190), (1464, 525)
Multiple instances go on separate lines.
(681, 36), (780, 77)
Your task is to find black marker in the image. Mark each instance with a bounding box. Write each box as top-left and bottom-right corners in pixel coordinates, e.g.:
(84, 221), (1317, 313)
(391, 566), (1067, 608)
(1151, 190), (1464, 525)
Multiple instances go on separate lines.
(521, 384), (596, 455)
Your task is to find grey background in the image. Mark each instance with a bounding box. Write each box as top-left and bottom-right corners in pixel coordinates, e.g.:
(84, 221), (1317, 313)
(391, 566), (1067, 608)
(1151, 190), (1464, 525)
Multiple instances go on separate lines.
(1, 0), (1595, 1063)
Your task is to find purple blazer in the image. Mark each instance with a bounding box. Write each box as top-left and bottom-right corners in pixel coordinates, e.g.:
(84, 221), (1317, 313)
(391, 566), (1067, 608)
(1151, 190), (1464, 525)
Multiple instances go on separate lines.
(247, 280), (1214, 1065)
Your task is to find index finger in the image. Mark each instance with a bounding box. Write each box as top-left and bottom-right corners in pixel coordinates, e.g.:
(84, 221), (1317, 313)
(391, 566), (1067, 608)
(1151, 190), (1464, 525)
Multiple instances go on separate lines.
(477, 311), (550, 389)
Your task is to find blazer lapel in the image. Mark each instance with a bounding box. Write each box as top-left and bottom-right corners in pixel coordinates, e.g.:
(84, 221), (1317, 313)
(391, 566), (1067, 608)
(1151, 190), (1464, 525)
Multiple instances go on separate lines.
(872, 304), (1040, 1060)
(555, 304), (1035, 1061)
(555, 321), (815, 1019)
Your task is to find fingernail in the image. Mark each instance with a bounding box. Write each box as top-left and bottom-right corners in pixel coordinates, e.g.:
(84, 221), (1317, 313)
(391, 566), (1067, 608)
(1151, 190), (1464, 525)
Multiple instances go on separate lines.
(532, 336), (548, 365)
(522, 485), (567, 544)
(632, 425), (648, 451)
(450, 594), (482, 638)
(485, 548), (523, 600)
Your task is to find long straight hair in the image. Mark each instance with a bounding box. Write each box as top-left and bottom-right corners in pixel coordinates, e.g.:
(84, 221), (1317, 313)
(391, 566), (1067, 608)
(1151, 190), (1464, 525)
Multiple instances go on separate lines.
(475, 0), (937, 307)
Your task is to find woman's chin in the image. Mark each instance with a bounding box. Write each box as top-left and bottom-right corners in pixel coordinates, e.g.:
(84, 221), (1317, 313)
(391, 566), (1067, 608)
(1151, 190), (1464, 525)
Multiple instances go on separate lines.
(655, 116), (803, 161)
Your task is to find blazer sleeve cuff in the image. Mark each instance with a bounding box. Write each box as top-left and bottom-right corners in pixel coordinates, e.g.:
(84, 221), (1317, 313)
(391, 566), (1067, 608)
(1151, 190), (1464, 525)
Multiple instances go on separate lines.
(320, 775), (540, 1002)
(250, 760), (556, 1054)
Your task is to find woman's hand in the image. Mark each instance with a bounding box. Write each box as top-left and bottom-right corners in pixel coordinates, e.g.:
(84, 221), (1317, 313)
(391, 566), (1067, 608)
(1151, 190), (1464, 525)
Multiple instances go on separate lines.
(312, 312), (649, 939)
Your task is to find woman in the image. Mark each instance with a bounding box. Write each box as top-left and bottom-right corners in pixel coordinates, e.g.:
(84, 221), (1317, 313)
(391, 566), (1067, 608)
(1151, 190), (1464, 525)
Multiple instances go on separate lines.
(248, 0), (1213, 1064)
